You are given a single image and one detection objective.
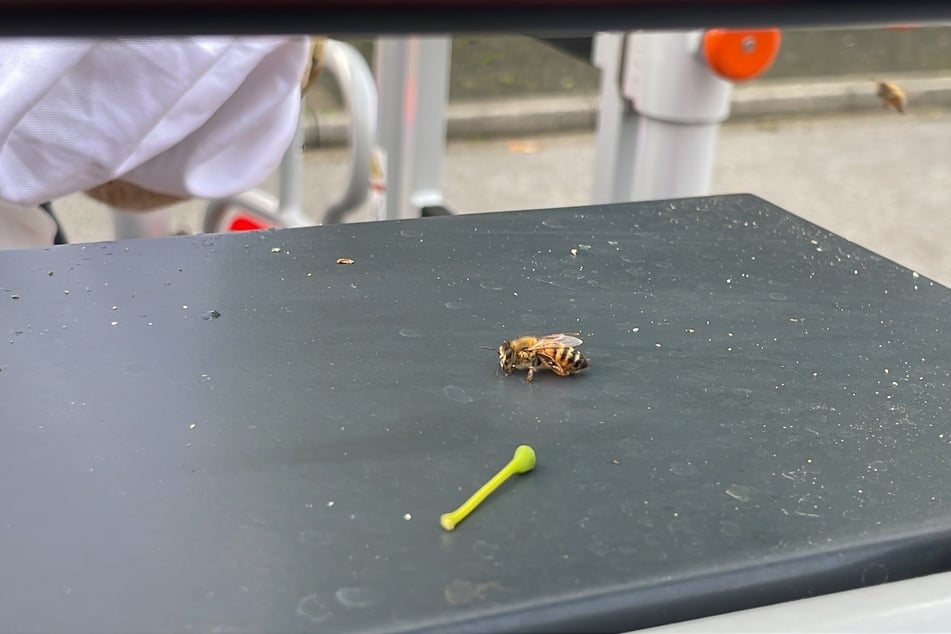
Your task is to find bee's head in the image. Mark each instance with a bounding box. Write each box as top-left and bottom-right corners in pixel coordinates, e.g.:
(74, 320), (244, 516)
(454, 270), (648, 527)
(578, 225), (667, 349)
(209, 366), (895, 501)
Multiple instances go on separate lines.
(498, 342), (517, 374)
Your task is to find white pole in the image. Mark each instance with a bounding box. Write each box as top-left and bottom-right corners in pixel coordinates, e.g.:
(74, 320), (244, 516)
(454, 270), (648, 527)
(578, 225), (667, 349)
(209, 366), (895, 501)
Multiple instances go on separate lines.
(625, 31), (733, 201)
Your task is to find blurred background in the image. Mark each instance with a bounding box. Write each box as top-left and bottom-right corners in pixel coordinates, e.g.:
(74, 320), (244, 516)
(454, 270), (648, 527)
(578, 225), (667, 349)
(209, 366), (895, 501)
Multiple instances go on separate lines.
(315, 28), (951, 103)
(55, 28), (951, 282)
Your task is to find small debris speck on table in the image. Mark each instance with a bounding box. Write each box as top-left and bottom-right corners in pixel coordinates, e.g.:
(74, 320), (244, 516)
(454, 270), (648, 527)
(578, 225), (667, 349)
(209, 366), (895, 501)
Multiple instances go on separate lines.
(336, 258), (355, 265)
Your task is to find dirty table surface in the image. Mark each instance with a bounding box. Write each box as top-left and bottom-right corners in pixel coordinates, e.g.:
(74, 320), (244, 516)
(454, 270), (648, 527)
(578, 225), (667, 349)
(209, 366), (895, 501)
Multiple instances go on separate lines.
(3, 194), (951, 633)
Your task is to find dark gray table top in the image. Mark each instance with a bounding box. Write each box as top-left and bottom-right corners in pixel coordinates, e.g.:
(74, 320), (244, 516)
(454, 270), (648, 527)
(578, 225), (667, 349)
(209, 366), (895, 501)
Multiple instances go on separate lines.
(3, 194), (951, 633)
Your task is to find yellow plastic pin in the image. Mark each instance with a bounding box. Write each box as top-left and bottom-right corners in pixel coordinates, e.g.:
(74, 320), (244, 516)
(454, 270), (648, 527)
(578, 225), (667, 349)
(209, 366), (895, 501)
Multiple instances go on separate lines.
(440, 445), (536, 531)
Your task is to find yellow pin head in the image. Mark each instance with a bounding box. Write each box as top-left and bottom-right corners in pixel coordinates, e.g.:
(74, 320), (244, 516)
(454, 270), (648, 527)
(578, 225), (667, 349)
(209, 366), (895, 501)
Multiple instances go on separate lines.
(510, 445), (536, 474)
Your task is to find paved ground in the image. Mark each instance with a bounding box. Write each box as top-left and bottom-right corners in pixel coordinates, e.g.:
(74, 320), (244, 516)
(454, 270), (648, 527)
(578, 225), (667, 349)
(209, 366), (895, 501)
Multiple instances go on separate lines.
(55, 107), (951, 285)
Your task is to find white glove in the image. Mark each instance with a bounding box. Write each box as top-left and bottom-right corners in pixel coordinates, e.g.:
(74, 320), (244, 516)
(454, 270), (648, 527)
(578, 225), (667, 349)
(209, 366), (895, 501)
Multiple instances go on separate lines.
(0, 36), (309, 207)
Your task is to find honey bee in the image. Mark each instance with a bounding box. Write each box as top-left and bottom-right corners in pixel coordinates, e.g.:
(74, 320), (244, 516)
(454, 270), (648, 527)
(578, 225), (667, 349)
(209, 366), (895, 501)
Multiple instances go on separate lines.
(498, 333), (588, 383)
(876, 81), (906, 113)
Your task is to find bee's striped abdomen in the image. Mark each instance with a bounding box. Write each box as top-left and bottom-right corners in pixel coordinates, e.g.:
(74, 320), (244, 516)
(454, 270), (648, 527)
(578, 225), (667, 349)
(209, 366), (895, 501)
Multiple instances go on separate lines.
(535, 344), (588, 377)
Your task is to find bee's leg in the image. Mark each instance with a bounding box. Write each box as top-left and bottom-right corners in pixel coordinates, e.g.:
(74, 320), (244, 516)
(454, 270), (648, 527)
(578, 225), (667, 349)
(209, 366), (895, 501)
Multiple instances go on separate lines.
(548, 363), (570, 377)
(527, 355), (548, 382)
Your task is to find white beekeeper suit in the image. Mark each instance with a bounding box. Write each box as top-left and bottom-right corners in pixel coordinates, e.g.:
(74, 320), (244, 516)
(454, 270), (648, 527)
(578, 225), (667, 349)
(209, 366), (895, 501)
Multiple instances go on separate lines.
(0, 36), (311, 248)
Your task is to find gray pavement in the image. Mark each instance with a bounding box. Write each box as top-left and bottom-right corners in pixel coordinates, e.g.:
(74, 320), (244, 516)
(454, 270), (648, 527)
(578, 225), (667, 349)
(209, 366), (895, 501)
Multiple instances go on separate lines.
(55, 107), (951, 286)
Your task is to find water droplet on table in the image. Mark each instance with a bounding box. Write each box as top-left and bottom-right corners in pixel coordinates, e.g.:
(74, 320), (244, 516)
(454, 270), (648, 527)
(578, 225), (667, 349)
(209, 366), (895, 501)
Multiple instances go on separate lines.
(669, 462), (697, 476)
(335, 586), (377, 609)
(443, 385), (473, 403)
(296, 594), (332, 624)
(725, 484), (757, 502)
(861, 563), (889, 586)
(472, 540), (499, 560)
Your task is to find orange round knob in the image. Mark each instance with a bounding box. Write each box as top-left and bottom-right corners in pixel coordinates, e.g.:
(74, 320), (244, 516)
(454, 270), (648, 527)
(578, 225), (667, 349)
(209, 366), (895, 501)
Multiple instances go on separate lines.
(702, 28), (782, 82)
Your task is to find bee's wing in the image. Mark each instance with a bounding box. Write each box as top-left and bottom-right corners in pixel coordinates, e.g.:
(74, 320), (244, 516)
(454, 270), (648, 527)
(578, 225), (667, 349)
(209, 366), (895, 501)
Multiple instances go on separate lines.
(527, 333), (582, 349)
